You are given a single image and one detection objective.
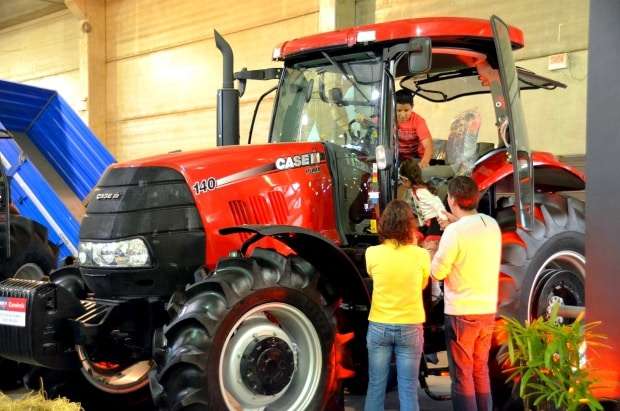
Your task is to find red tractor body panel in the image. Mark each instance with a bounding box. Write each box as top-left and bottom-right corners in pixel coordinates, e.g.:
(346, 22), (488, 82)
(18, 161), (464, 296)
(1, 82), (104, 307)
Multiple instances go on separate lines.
(277, 17), (524, 59)
(116, 143), (340, 268)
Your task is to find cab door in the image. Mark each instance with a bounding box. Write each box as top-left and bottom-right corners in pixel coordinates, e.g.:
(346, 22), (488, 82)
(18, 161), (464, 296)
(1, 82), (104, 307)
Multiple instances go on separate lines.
(491, 15), (535, 229)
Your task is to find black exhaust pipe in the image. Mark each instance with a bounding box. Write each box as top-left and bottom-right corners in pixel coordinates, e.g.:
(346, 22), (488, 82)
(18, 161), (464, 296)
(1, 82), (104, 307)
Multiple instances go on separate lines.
(214, 30), (240, 147)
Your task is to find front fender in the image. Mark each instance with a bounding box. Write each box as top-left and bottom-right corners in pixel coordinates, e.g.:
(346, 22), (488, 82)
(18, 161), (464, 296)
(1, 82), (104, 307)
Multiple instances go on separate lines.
(220, 225), (371, 305)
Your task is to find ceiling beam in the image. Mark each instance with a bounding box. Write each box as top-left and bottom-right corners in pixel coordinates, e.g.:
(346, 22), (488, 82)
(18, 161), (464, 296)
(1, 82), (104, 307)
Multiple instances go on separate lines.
(0, 1), (66, 30)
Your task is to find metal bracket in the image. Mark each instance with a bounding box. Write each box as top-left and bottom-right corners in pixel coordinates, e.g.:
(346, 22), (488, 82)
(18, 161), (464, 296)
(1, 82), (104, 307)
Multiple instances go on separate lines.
(5, 150), (28, 177)
(234, 67), (282, 97)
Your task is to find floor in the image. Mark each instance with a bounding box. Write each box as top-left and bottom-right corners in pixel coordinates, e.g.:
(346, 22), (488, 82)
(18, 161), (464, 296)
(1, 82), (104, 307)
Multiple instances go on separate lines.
(345, 352), (452, 411)
(345, 376), (452, 410)
(3, 354), (454, 410)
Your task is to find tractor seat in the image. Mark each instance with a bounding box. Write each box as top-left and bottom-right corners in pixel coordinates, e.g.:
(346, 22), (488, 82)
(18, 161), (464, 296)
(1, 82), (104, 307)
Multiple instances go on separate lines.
(421, 109), (482, 185)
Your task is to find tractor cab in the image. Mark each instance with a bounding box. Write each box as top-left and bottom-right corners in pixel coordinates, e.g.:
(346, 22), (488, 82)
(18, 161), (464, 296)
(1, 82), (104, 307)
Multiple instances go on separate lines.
(268, 16), (564, 244)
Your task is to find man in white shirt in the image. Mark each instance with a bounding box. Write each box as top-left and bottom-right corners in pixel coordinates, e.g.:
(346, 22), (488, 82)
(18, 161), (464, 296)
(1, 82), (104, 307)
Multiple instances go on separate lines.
(431, 176), (501, 411)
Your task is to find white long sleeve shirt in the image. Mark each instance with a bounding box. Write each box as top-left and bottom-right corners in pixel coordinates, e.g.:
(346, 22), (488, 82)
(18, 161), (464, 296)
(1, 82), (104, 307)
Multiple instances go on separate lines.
(403, 187), (446, 225)
(414, 188), (447, 222)
(431, 213), (501, 315)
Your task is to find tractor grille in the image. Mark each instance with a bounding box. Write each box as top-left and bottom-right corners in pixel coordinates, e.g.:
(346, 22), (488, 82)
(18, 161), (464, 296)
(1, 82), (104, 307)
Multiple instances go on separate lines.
(80, 167), (205, 298)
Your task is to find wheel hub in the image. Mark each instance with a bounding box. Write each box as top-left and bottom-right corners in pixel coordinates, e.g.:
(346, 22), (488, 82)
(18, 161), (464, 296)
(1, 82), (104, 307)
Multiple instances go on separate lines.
(532, 267), (585, 323)
(220, 304), (322, 410)
(529, 251), (586, 322)
(240, 337), (295, 395)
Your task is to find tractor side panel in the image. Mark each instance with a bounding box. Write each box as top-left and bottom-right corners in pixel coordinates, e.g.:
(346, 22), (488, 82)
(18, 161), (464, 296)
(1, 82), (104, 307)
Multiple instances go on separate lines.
(178, 143), (340, 269)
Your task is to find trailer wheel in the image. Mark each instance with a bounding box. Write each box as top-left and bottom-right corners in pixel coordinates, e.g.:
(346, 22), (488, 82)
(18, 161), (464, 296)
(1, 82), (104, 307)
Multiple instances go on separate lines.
(151, 248), (352, 410)
(491, 193), (585, 409)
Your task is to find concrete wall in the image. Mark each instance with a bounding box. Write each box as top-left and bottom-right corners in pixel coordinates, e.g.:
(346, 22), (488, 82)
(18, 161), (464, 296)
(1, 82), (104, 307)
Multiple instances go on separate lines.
(105, 0), (320, 161)
(0, 1), (320, 162)
(0, 10), (84, 121)
(376, 0), (589, 155)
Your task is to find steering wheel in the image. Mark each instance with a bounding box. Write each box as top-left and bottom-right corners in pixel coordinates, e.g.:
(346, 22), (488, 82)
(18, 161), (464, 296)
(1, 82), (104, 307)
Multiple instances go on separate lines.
(348, 118), (379, 147)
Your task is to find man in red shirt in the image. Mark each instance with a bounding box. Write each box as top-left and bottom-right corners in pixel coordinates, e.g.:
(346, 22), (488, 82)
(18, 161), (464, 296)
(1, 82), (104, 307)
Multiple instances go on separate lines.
(396, 89), (433, 167)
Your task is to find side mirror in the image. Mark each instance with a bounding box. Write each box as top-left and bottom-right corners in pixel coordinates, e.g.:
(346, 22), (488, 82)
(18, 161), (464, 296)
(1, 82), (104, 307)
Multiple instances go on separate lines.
(408, 37), (432, 74)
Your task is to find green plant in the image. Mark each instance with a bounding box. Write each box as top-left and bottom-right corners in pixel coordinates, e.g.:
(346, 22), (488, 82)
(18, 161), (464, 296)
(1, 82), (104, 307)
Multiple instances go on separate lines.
(502, 304), (607, 411)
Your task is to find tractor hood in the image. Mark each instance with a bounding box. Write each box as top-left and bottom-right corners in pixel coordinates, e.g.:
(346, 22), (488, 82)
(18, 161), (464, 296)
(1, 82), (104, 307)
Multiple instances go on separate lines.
(83, 141), (338, 294)
(114, 142), (328, 190)
(103, 141), (339, 270)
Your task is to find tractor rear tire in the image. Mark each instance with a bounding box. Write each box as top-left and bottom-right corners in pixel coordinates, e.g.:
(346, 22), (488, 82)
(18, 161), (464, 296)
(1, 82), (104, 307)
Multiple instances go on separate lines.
(2, 215), (56, 280)
(151, 248), (350, 410)
(491, 193), (585, 410)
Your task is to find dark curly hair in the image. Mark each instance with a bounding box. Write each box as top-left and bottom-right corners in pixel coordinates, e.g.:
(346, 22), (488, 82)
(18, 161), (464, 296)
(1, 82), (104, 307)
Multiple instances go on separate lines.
(378, 199), (418, 246)
(399, 159), (436, 194)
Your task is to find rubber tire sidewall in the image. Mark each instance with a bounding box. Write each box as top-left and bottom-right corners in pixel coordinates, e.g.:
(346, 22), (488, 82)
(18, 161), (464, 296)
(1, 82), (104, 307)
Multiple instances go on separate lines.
(206, 287), (335, 410)
(492, 231), (585, 410)
(2, 217), (56, 279)
(516, 231), (585, 322)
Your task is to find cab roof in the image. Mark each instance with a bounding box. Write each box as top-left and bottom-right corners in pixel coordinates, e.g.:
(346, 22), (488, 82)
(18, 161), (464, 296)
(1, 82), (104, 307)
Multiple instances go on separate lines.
(276, 17), (524, 60)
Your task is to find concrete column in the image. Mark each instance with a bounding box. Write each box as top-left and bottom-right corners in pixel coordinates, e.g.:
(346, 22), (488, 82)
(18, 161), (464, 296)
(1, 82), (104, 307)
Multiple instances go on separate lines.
(65, 0), (107, 145)
(585, 0), (620, 404)
(319, 0), (356, 31)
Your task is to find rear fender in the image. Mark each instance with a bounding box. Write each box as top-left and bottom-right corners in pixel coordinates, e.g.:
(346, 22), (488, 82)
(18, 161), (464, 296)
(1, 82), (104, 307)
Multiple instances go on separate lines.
(220, 225), (370, 305)
(473, 150), (585, 192)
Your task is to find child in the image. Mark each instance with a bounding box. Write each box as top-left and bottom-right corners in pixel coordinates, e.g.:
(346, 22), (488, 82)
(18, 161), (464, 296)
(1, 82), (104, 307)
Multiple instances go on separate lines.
(399, 159), (446, 302)
(399, 159), (447, 235)
(396, 89), (433, 167)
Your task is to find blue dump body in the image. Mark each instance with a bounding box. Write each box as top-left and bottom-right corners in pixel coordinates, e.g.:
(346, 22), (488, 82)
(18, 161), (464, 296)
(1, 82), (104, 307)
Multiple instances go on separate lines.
(0, 79), (115, 262)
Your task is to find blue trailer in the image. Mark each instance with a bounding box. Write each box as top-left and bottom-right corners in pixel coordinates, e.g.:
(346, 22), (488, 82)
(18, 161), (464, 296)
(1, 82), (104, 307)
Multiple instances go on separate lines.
(0, 79), (115, 263)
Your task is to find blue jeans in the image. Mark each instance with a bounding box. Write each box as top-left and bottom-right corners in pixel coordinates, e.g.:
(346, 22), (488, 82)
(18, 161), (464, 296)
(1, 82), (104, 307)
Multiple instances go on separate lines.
(364, 322), (424, 411)
(445, 314), (495, 411)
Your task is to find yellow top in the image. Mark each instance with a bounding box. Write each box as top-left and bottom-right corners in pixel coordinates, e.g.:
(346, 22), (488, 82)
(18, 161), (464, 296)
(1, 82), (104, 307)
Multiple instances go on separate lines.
(366, 240), (430, 324)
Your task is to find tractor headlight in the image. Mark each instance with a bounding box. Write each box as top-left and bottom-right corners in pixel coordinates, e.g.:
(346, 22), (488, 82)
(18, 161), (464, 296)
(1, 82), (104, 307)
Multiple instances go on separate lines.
(78, 239), (151, 268)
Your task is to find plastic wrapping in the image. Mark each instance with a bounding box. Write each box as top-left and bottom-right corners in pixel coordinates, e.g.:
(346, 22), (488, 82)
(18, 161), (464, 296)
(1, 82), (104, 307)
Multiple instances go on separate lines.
(445, 109), (482, 175)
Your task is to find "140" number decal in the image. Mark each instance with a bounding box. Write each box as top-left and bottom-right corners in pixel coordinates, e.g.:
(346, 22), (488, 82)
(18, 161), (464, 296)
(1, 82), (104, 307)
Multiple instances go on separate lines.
(192, 178), (217, 194)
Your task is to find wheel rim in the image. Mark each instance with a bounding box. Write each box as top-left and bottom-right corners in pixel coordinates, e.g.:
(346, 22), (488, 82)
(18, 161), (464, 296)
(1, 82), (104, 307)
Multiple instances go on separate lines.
(528, 251), (585, 322)
(219, 302), (322, 410)
(76, 345), (152, 394)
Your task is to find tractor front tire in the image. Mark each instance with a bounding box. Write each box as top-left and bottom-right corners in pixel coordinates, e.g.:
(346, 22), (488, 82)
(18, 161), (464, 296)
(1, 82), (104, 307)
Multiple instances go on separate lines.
(491, 193), (585, 410)
(151, 248), (350, 410)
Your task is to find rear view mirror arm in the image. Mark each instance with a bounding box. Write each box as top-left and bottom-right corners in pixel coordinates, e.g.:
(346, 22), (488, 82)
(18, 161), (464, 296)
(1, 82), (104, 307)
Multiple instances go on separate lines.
(234, 67), (283, 97)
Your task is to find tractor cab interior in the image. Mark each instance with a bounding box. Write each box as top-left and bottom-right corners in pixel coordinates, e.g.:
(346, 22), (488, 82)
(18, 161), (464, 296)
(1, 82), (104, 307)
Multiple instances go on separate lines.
(395, 47), (567, 216)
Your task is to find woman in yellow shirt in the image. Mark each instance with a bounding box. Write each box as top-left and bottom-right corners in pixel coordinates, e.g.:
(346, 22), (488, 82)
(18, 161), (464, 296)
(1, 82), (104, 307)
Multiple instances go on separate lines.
(364, 200), (430, 411)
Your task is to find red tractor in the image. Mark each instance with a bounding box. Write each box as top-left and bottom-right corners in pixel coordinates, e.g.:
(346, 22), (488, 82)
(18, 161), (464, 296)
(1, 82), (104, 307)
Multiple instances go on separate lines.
(0, 16), (585, 410)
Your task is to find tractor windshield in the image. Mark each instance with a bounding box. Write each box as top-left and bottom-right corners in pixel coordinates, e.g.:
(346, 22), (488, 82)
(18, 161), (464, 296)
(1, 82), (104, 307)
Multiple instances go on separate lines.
(271, 53), (383, 155)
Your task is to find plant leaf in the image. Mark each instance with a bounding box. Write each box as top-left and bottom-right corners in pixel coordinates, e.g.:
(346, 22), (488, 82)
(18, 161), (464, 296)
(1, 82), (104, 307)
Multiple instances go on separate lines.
(519, 369), (534, 398)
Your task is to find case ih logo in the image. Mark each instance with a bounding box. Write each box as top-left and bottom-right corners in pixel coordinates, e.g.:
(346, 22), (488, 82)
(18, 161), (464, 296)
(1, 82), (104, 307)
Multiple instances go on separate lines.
(96, 192), (121, 200)
(275, 152), (322, 170)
